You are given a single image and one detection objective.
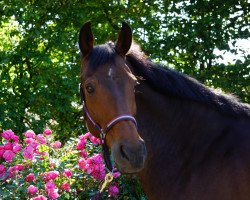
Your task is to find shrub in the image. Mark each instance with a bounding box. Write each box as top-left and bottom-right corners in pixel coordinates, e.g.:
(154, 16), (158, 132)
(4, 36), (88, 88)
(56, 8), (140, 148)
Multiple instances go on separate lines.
(0, 129), (146, 199)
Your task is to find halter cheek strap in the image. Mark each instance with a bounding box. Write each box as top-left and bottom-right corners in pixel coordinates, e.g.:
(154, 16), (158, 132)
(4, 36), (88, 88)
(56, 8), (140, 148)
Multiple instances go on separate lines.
(80, 83), (138, 171)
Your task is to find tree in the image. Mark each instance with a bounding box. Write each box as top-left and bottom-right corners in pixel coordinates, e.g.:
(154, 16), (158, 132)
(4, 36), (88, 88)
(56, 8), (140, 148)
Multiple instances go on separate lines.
(0, 0), (249, 139)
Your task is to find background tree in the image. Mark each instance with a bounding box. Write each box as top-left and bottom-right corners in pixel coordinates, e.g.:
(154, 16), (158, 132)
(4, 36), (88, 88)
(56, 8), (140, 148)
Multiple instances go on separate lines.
(0, 0), (249, 139)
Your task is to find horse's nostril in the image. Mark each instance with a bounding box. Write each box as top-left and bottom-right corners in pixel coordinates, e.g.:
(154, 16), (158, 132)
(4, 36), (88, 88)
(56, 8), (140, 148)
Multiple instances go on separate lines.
(120, 145), (129, 161)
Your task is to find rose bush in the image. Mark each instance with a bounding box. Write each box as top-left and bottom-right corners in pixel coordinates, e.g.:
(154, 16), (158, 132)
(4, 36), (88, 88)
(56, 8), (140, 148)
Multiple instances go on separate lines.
(0, 129), (146, 199)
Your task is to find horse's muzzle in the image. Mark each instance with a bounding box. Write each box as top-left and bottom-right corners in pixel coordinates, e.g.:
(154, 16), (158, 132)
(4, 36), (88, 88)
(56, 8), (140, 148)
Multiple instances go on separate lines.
(111, 138), (147, 173)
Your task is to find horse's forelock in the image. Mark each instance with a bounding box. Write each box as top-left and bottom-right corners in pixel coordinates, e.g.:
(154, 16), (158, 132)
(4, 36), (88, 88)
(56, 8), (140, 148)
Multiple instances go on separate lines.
(87, 42), (116, 72)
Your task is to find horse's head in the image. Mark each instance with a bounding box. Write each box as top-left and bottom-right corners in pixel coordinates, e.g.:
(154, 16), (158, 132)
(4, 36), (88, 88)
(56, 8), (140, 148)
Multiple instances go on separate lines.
(79, 22), (147, 173)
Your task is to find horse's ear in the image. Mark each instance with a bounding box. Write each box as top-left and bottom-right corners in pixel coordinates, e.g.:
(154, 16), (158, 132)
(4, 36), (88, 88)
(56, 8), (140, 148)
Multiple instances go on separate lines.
(79, 22), (94, 58)
(116, 22), (132, 56)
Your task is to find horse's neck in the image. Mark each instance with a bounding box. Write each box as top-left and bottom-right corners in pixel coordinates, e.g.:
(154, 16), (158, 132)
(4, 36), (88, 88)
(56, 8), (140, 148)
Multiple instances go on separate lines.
(135, 83), (232, 197)
(135, 83), (250, 200)
(135, 83), (226, 149)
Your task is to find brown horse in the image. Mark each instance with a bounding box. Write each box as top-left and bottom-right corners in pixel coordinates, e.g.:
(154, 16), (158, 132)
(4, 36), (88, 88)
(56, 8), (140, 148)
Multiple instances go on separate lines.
(79, 22), (250, 200)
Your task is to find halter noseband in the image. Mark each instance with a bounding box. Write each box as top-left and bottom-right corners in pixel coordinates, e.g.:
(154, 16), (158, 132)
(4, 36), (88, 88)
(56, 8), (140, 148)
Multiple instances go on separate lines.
(79, 83), (137, 171)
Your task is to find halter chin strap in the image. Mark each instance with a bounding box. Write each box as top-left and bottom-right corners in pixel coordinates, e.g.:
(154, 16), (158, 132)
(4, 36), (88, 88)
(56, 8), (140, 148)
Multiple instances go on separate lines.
(79, 83), (137, 171)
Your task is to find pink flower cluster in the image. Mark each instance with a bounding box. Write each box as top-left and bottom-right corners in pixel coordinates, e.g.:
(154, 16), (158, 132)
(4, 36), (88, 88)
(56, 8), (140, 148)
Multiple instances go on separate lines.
(63, 169), (72, 178)
(109, 183), (119, 196)
(61, 182), (70, 191)
(77, 133), (106, 180)
(45, 181), (59, 199)
(43, 171), (60, 182)
(23, 129), (58, 160)
(76, 132), (121, 196)
(30, 169), (71, 199)
(1, 129), (19, 141)
(0, 129), (50, 165)
(1, 130), (20, 163)
(26, 173), (36, 182)
(0, 129), (74, 199)
(43, 169), (72, 198)
(1, 163), (25, 179)
(78, 153), (106, 181)
(1, 129), (121, 199)
(50, 141), (61, 149)
(28, 185), (38, 195)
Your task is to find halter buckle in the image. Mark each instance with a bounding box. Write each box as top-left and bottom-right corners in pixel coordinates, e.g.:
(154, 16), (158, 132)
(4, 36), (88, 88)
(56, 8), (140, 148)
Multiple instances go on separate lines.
(100, 172), (114, 193)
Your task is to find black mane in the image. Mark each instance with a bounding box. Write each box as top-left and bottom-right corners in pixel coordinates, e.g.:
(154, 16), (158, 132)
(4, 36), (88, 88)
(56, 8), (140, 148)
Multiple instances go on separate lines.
(87, 42), (250, 118)
(126, 43), (250, 118)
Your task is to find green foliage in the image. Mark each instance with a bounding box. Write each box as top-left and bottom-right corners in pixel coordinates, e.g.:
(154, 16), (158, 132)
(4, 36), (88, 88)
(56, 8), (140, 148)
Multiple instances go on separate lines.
(0, 0), (249, 138)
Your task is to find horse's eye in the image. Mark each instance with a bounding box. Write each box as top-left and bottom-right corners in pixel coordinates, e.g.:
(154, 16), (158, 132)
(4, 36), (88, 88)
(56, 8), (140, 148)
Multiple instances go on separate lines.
(134, 81), (140, 88)
(134, 81), (140, 92)
(85, 84), (95, 94)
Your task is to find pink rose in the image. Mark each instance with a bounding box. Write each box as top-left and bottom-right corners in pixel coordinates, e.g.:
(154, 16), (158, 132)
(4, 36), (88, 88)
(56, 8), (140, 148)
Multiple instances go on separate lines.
(4, 142), (13, 150)
(49, 162), (56, 168)
(90, 136), (101, 145)
(43, 129), (52, 136)
(113, 171), (121, 178)
(1, 130), (15, 140)
(45, 181), (59, 200)
(50, 141), (61, 149)
(23, 146), (34, 160)
(79, 154), (105, 181)
(28, 185), (38, 195)
(25, 130), (36, 139)
(25, 138), (35, 144)
(0, 164), (6, 173)
(91, 154), (103, 164)
(93, 170), (105, 181)
(44, 171), (59, 181)
(80, 149), (88, 158)
(13, 143), (22, 153)
(62, 169), (72, 178)
(33, 195), (47, 200)
(85, 163), (93, 174)
(7, 166), (17, 178)
(108, 185), (119, 196)
(45, 181), (56, 191)
(3, 150), (15, 162)
(25, 138), (39, 149)
(61, 182), (70, 191)
(47, 189), (59, 200)
(14, 164), (25, 171)
(28, 141), (38, 149)
(37, 134), (46, 144)
(11, 135), (19, 142)
(78, 135), (85, 140)
(76, 140), (86, 150)
(26, 173), (36, 182)
(78, 158), (86, 170)
(81, 132), (91, 139)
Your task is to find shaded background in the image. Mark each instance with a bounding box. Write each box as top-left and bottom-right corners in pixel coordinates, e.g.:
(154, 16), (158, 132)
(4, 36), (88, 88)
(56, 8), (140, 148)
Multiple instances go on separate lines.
(0, 0), (249, 140)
